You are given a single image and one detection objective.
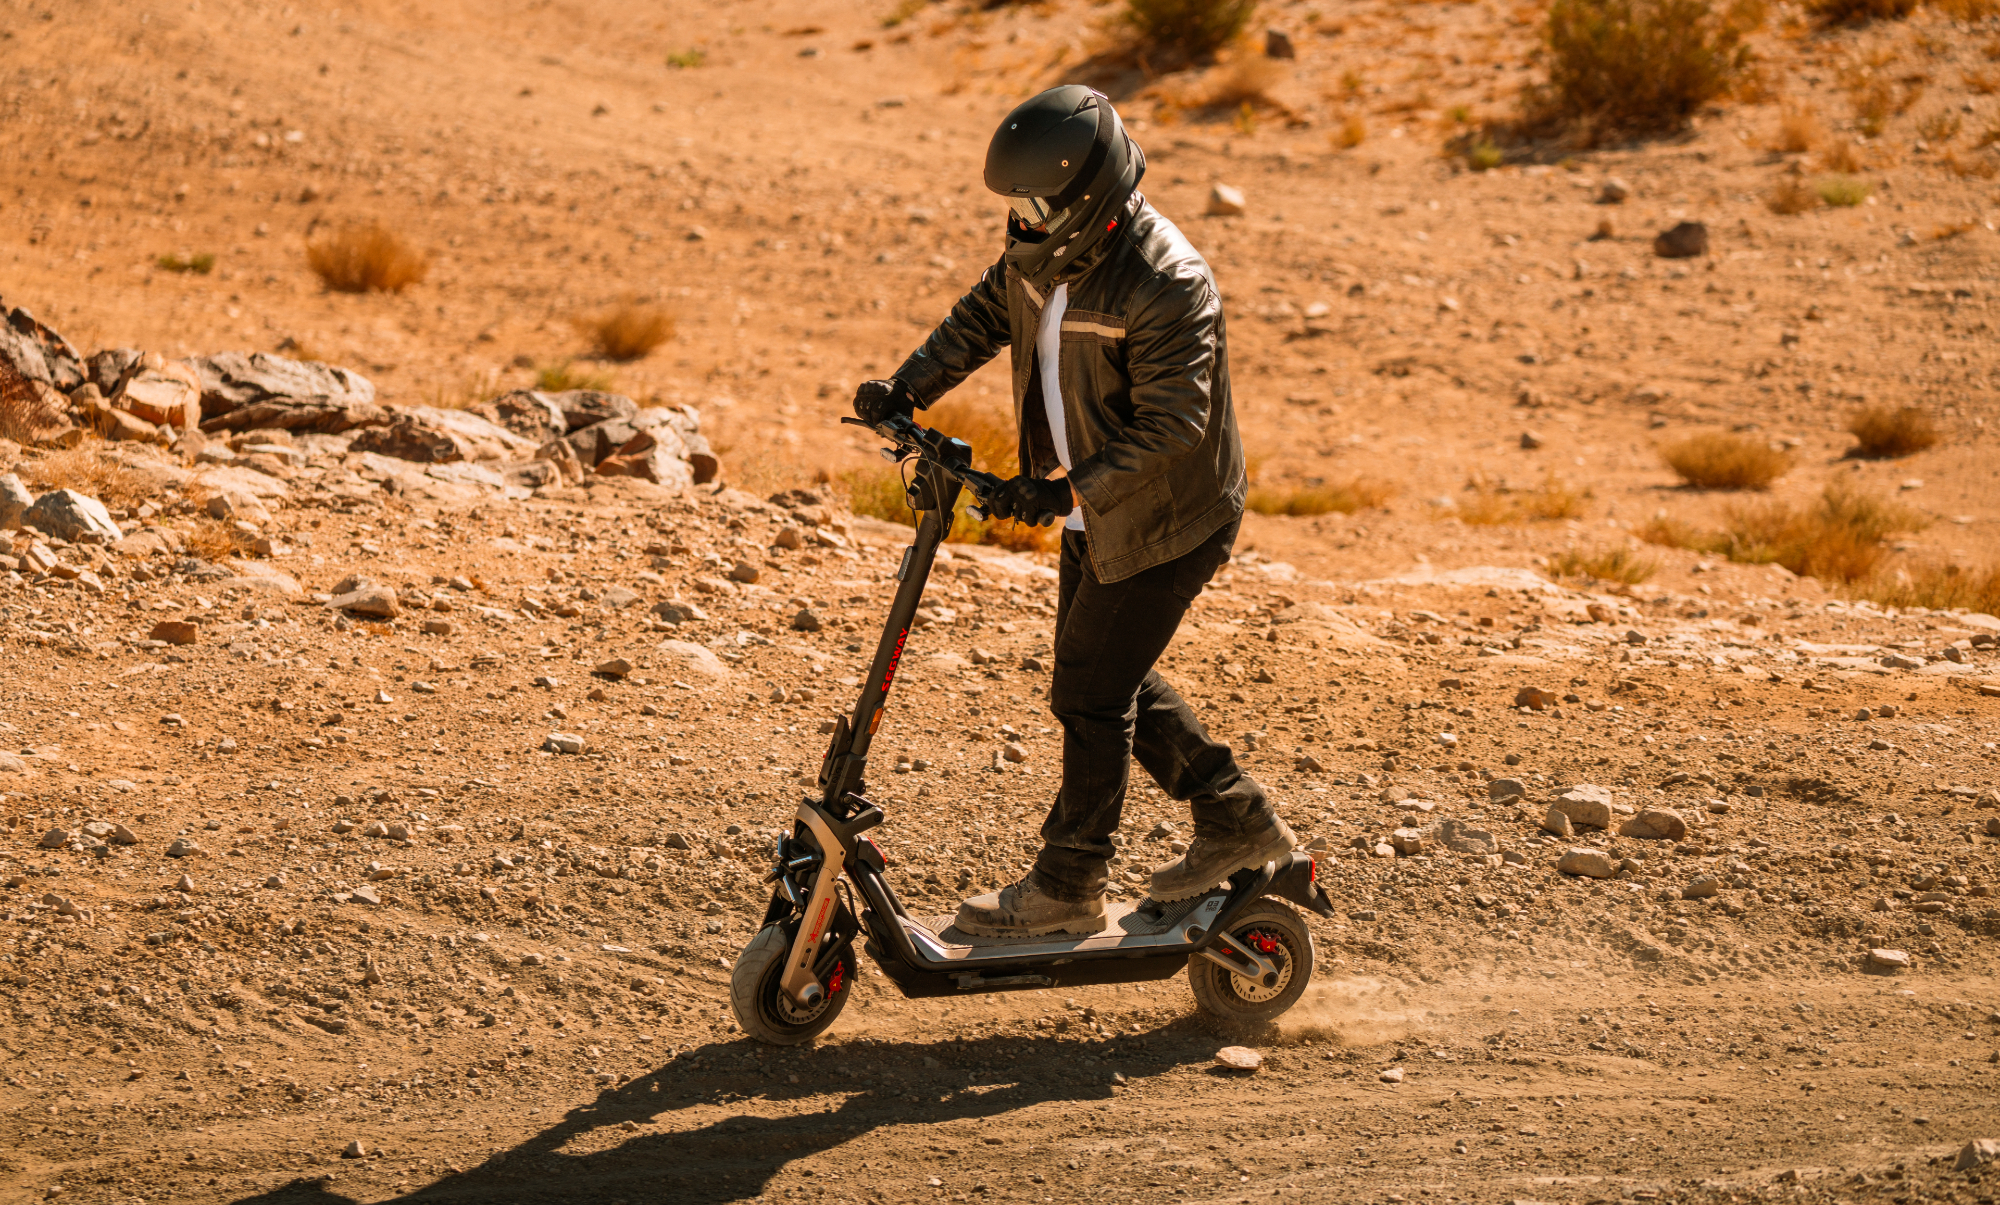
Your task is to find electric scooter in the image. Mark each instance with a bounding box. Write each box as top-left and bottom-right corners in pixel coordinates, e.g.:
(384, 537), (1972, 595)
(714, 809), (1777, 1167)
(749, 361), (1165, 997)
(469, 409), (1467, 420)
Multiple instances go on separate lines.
(727, 414), (1335, 1045)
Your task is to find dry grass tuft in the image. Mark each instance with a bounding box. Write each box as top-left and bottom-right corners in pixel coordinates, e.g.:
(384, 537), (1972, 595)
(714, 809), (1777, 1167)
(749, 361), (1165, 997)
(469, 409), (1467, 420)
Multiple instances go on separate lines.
(1454, 475), (1588, 524)
(1522, 0), (1762, 144)
(1718, 486), (1925, 582)
(1661, 431), (1791, 490)
(1815, 174), (1873, 205)
(0, 358), (70, 445)
(1857, 562), (2000, 614)
(1966, 68), (2000, 95)
(1202, 52), (1286, 110)
(18, 439), (156, 508)
(842, 397), (1059, 553)
(1548, 545), (1658, 586)
(1916, 109), (1963, 144)
(305, 223), (429, 294)
(1773, 104), (1824, 152)
(1817, 139), (1866, 172)
(1331, 113), (1368, 148)
(574, 303), (675, 362)
(1845, 405), (1939, 459)
(1940, 149), (2000, 178)
(1248, 479), (1395, 516)
(534, 360), (616, 393)
(1121, 0), (1259, 65)
(1807, 0), (1917, 22)
(1637, 514), (1713, 550)
(1766, 178), (1819, 213)
(1931, 0), (2000, 20)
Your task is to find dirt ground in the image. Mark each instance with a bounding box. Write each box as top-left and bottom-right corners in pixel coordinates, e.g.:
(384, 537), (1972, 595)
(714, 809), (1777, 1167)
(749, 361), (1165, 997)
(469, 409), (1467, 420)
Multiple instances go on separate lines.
(2, 0), (2000, 1203)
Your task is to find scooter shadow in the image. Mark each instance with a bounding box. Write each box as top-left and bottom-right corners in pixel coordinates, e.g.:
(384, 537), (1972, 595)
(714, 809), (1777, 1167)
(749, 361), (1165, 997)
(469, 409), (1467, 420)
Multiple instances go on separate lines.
(223, 1026), (1222, 1205)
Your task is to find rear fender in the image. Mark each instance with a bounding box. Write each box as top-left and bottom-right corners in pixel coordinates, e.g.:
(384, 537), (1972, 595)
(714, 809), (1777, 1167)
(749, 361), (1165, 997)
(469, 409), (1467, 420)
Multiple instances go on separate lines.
(1263, 851), (1336, 918)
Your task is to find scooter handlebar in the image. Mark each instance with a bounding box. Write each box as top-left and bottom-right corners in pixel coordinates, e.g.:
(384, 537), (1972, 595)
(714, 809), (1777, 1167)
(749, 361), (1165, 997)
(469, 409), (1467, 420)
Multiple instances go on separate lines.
(841, 415), (1057, 526)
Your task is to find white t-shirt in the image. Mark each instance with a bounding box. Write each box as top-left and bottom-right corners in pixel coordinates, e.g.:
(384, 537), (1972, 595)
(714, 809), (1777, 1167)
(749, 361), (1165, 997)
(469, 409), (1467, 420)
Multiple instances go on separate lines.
(1034, 282), (1086, 532)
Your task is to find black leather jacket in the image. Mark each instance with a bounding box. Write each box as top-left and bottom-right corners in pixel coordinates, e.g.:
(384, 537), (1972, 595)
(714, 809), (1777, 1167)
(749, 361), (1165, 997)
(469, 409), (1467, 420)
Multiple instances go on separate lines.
(893, 193), (1246, 583)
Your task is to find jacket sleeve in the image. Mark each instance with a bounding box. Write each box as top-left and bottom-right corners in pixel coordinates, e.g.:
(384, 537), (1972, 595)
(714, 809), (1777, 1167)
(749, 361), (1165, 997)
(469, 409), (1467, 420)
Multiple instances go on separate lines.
(891, 256), (1012, 406)
(1067, 266), (1217, 516)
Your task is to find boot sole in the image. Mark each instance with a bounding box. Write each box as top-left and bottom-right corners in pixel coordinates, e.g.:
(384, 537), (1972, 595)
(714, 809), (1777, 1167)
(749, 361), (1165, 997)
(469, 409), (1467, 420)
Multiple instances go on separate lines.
(954, 912), (1109, 938)
(1148, 826), (1297, 903)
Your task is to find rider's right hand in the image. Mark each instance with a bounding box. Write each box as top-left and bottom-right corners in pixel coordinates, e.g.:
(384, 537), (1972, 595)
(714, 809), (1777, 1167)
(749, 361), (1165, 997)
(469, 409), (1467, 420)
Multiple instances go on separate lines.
(852, 378), (918, 426)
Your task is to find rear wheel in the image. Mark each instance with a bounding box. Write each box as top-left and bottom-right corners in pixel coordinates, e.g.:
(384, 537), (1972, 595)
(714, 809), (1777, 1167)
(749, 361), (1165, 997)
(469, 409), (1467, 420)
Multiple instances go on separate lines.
(1187, 899), (1314, 1024)
(729, 924), (855, 1046)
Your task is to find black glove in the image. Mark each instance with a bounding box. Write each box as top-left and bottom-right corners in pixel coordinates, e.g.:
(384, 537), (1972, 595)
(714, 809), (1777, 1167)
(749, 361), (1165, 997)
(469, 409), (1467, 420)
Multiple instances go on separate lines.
(852, 378), (918, 426)
(990, 475), (1073, 527)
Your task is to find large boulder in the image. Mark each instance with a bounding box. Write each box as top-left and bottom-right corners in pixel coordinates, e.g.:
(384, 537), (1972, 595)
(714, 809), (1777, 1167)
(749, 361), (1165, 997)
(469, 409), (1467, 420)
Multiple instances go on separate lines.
(554, 418), (640, 468)
(86, 348), (145, 395)
(23, 489), (121, 543)
(0, 298), (83, 391)
(349, 417), (464, 464)
(548, 390), (636, 432)
(189, 352), (379, 431)
(349, 407), (535, 464)
(474, 390), (569, 444)
(595, 428), (693, 491)
(112, 359), (203, 432)
(633, 404), (719, 483)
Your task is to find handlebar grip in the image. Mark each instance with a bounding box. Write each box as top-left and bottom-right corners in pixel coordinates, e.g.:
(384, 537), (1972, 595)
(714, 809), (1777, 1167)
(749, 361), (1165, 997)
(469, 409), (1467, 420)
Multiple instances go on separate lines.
(966, 505), (990, 521)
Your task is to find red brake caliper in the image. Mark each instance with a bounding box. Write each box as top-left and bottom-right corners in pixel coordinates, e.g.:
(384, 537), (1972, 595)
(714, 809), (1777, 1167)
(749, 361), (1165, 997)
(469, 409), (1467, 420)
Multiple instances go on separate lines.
(1246, 930), (1280, 955)
(826, 963), (845, 996)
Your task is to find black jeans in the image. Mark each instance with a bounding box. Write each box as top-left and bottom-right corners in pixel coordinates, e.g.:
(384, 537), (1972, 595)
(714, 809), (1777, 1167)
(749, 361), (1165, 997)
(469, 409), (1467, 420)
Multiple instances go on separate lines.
(1031, 518), (1273, 901)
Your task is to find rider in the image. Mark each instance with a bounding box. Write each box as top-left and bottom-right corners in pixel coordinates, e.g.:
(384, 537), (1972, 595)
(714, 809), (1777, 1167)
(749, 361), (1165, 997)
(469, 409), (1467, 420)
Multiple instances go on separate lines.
(850, 85), (1296, 937)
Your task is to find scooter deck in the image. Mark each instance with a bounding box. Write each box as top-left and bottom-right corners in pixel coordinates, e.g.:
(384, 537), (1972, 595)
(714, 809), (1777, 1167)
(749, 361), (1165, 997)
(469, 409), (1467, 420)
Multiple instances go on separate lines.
(900, 891), (1229, 963)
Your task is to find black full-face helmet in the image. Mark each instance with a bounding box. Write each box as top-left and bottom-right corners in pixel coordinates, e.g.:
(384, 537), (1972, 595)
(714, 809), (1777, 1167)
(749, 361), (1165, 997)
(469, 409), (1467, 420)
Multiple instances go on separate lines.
(984, 85), (1145, 291)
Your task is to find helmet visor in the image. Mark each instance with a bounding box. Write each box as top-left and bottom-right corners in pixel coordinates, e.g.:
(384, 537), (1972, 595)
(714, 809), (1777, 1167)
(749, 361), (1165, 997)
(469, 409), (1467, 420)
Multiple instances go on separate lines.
(1006, 195), (1061, 229)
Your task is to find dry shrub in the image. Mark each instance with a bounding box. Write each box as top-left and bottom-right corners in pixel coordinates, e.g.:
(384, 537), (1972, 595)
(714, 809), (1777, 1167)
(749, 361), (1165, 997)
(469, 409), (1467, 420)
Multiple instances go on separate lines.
(1967, 68), (2000, 95)
(574, 302), (675, 362)
(1248, 478), (1395, 516)
(1719, 486), (1924, 582)
(1808, 0), (1916, 21)
(1661, 431), (1790, 490)
(1816, 174), (1873, 205)
(1767, 177), (1818, 213)
(1548, 545), (1658, 585)
(1637, 513), (1714, 549)
(1774, 104), (1824, 152)
(1455, 475), (1588, 524)
(305, 223), (429, 294)
(1331, 113), (1368, 148)
(1979, 120), (2000, 149)
(1818, 139), (1865, 172)
(1858, 562), (2000, 614)
(178, 515), (243, 563)
(1845, 405), (1939, 458)
(0, 357), (69, 445)
(1203, 52), (1285, 109)
(1931, 0), (2000, 19)
(842, 396), (1058, 552)
(1916, 109), (1963, 143)
(1940, 149), (2000, 178)
(1522, 0), (1762, 144)
(1122, 0), (1259, 65)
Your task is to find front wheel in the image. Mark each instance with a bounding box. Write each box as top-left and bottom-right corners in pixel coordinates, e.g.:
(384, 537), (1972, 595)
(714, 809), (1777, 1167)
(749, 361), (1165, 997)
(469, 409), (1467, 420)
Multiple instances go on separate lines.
(729, 925), (856, 1046)
(1187, 899), (1315, 1024)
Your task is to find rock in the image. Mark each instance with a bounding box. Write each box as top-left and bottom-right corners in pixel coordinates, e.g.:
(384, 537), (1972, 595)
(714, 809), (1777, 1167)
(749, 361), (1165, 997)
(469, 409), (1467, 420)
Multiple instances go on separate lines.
(350, 884), (382, 905)
(112, 360), (203, 431)
(1880, 653), (1925, 670)
(474, 390), (570, 443)
(205, 490), (272, 525)
(1391, 828), (1424, 856)
(501, 459), (562, 490)
(1488, 777), (1526, 801)
(546, 732), (585, 754)
(165, 839), (202, 858)
(188, 351), (375, 419)
(1206, 183), (1247, 217)
(1540, 806), (1575, 838)
(347, 416), (467, 464)
(1214, 1046), (1261, 1070)
(0, 474), (32, 530)
(38, 828), (70, 849)
(1379, 1067), (1404, 1084)
(1867, 948), (1910, 970)
(1002, 742), (1029, 763)
(594, 428), (694, 491)
(1557, 848), (1617, 879)
(326, 582), (398, 618)
(658, 639), (730, 678)
(148, 620), (200, 645)
(1598, 177), (1631, 204)
(1620, 807), (1688, 842)
(549, 390), (637, 432)
(0, 297), (84, 390)
(0, 752), (32, 778)
(110, 824), (139, 846)
(1551, 785), (1615, 831)
(786, 607), (823, 633)
(23, 489), (120, 543)
(86, 348), (144, 394)
(1953, 1139), (2000, 1172)
(555, 418), (641, 468)
(1438, 819), (1497, 854)
(1514, 686), (1558, 710)
(1653, 221), (1708, 259)
(1264, 28), (1296, 58)
(664, 832), (692, 850)
(1519, 430), (1544, 450)
(1683, 875), (1721, 899)
(361, 821), (390, 837)
(593, 657), (633, 679)
(1294, 754), (1325, 773)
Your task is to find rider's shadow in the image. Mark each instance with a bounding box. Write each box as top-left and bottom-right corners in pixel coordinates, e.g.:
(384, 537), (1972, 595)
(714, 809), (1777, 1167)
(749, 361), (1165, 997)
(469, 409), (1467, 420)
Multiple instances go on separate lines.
(224, 1026), (1219, 1205)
